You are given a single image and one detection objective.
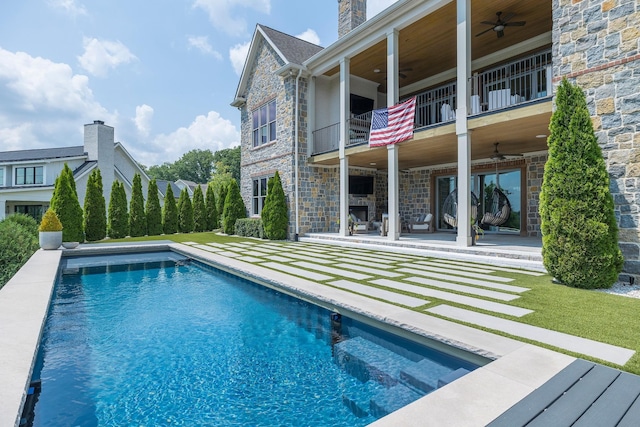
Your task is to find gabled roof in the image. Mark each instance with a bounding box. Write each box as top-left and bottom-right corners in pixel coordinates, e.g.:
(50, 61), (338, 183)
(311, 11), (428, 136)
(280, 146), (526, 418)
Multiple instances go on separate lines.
(156, 180), (182, 198)
(72, 161), (97, 178)
(259, 25), (324, 66)
(0, 145), (86, 163)
(232, 24), (324, 106)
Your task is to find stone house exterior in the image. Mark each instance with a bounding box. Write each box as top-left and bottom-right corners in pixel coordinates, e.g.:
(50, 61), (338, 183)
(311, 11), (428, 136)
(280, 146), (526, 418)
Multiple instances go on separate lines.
(0, 120), (151, 221)
(233, 0), (640, 279)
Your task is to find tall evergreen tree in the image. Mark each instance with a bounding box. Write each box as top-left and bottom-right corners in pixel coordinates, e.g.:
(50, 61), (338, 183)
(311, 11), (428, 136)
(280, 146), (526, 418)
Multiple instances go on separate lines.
(216, 183), (228, 228)
(62, 163), (77, 197)
(162, 184), (178, 234)
(108, 181), (129, 238)
(205, 184), (218, 231)
(261, 171), (289, 240)
(222, 179), (246, 235)
(83, 169), (107, 241)
(146, 178), (163, 236)
(178, 188), (194, 233)
(192, 185), (206, 232)
(539, 78), (623, 289)
(51, 164), (84, 242)
(129, 173), (147, 237)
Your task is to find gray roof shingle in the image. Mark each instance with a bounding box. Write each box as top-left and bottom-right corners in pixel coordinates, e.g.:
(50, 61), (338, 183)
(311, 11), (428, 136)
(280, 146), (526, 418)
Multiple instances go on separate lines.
(0, 146), (86, 163)
(259, 25), (324, 65)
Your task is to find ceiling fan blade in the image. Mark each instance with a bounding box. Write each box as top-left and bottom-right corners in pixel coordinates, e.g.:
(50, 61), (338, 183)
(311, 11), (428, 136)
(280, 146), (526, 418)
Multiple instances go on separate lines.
(399, 72), (407, 79)
(476, 27), (494, 37)
(500, 13), (515, 23)
(480, 21), (496, 25)
(505, 21), (526, 26)
(497, 30), (505, 38)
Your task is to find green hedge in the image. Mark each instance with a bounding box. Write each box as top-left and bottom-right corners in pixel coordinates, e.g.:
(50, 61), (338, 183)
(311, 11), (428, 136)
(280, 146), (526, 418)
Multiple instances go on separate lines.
(0, 219), (39, 289)
(234, 218), (265, 239)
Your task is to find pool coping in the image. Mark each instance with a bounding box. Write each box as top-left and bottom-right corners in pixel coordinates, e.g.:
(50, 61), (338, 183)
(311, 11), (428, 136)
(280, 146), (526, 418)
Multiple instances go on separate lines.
(0, 242), (575, 427)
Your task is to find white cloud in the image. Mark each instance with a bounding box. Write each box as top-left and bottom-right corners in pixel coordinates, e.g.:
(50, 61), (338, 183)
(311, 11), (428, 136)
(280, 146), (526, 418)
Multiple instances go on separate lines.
(47, 0), (87, 17)
(78, 37), (137, 77)
(295, 29), (320, 46)
(136, 111), (240, 165)
(229, 42), (250, 76)
(193, 0), (271, 37)
(0, 122), (37, 151)
(367, 0), (398, 19)
(0, 47), (109, 119)
(187, 36), (223, 60)
(134, 104), (154, 137)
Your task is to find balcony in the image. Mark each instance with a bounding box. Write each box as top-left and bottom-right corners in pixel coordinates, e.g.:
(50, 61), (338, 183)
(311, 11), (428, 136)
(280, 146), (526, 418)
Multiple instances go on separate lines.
(311, 49), (552, 157)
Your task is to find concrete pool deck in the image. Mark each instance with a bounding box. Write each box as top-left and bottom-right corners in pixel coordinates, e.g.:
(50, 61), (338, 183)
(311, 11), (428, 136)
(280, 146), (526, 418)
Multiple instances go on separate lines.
(0, 241), (632, 426)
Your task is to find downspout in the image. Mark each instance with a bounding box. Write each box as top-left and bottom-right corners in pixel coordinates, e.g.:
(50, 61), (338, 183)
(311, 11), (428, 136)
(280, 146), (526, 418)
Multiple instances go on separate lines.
(294, 67), (303, 241)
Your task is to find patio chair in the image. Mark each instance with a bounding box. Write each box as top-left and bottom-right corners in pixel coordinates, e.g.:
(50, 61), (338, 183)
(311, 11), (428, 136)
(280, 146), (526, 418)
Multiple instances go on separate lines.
(481, 187), (512, 227)
(442, 189), (479, 228)
(349, 213), (370, 234)
(408, 213), (434, 233)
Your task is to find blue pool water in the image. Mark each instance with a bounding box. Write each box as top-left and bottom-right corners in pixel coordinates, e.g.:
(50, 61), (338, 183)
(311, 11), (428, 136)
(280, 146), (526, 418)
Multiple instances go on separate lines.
(31, 255), (476, 426)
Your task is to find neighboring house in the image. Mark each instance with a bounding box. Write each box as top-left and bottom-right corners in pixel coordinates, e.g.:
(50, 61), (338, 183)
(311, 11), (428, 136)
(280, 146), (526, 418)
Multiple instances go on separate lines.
(0, 120), (151, 221)
(175, 179), (208, 197)
(157, 179), (182, 201)
(233, 0), (640, 277)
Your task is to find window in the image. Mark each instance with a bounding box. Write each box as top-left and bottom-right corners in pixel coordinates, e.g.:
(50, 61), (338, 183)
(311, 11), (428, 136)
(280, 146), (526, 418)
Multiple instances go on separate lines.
(252, 100), (277, 147)
(14, 205), (45, 221)
(0, 167), (4, 186)
(15, 166), (44, 185)
(252, 176), (271, 215)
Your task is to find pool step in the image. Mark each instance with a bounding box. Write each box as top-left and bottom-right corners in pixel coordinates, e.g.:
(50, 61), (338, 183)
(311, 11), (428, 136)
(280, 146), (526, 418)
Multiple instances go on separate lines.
(342, 394), (369, 418)
(369, 384), (423, 418)
(437, 367), (471, 388)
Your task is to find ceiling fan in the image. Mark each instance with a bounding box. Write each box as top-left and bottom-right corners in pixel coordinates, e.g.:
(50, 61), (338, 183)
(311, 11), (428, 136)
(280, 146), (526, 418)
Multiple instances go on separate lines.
(476, 11), (526, 39)
(374, 67), (413, 79)
(490, 142), (523, 161)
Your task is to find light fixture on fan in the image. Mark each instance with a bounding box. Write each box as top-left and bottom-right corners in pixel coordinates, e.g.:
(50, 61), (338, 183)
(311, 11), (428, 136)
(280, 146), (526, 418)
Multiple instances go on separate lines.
(373, 67), (413, 79)
(490, 142), (523, 161)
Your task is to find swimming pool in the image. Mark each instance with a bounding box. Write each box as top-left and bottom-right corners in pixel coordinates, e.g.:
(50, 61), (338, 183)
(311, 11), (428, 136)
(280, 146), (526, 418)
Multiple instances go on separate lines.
(30, 253), (477, 426)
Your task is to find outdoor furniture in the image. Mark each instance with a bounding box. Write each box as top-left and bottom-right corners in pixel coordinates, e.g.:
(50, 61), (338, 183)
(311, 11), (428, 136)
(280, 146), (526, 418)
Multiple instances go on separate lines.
(442, 189), (479, 228)
(408, 213), (434, 233)
(481, 187), (512, 226)
(349, 213), (370, 234)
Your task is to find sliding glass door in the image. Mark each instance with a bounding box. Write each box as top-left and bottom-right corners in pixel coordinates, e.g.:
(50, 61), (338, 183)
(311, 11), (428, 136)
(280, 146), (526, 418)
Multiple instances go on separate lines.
(435, 169), (521, 233)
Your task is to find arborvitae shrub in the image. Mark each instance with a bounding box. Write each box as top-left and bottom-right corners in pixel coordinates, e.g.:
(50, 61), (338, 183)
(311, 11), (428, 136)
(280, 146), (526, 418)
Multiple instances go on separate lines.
(222, 179), (246, 235)
(539, 78), (623, 289)
(192, 185), (206, 232)
(84, 169), (107, 241)
(178, 188), (194, 233)
(108, 181), (129, 238)
(146, 179), (163, 236)
(205, 184), (218, 231)
(216, 184), (228, 228)
(163, 184), (178, 234)
(51, 165), (84, 242)
(6, 213), (39, 236)
(39, 208), (63, 232)
(129, 173), (147, 237)
(261, 171), (289, 240)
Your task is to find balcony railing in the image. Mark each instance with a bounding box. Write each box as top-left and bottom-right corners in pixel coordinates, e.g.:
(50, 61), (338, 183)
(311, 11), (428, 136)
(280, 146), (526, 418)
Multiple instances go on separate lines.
(310, 49), (552, 156)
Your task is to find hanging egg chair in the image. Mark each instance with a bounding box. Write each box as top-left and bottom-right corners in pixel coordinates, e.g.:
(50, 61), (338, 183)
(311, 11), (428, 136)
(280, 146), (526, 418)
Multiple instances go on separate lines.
(481, 186), (512, 226)
(442, 189), (479, 228)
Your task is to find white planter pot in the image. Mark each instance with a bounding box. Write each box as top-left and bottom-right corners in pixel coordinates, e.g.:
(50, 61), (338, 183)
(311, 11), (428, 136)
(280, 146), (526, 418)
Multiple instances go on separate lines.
(39, 231), (63, 250)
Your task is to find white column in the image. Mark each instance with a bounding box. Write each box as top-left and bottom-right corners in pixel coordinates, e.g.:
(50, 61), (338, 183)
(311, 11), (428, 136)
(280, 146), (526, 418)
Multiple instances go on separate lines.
(456, 0), (472, 246)
(339, 57), (351, 236)
(387, 29), (400, 240)
(0, 199), (6, 220)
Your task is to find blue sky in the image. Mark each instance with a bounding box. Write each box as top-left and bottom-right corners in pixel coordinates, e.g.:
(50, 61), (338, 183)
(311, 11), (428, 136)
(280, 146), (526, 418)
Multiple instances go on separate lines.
(0, 0), (396, 167)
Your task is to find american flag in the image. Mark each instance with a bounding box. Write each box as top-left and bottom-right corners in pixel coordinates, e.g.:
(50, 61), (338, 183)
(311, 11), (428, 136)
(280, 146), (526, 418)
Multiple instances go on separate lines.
(369, 97), (416, 147)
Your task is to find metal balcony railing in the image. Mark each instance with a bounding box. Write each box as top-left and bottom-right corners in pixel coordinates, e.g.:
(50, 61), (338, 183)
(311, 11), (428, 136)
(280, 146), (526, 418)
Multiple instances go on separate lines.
(310, 48), (553, 155)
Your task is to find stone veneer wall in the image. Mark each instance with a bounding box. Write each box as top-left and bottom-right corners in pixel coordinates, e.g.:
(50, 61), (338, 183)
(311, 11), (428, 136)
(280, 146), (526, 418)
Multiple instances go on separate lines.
(554, 0), (640, 279)
(527, 154), (548, 237)
(338, 0), (366, 38)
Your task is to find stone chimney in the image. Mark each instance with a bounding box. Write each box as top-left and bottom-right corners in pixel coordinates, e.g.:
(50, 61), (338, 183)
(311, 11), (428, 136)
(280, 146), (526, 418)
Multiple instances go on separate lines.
(338, 0), (366, 38)
(84, 120), (115, 203)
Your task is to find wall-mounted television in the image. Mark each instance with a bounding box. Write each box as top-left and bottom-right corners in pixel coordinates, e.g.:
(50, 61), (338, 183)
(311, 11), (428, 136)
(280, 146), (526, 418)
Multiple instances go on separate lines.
(349, 175), (374, 195)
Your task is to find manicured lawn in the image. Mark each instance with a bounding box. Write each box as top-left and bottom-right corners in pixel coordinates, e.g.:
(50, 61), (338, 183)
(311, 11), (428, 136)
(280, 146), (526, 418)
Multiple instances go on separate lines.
(100, 232), (640, 375)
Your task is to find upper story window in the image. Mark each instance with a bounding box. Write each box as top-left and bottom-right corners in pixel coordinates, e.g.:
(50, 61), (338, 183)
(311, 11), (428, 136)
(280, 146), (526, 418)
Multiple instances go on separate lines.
(0, 167), (4, 186)
(252, 99), (276, 147)
(15, 166), (44, 185)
